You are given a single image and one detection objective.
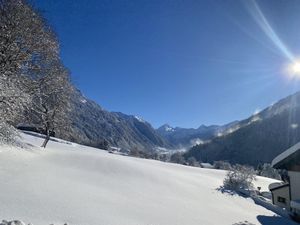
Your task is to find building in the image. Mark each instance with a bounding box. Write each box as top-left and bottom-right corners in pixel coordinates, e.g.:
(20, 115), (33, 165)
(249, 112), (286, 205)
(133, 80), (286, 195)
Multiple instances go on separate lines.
(200, 162), (214, 169)
(269, 142), (300, 220)
(269, 182), (290, 210)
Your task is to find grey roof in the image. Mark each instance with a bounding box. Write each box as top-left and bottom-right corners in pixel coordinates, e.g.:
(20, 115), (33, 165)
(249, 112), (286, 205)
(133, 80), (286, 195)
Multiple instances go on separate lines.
(272, 142), (300, 170)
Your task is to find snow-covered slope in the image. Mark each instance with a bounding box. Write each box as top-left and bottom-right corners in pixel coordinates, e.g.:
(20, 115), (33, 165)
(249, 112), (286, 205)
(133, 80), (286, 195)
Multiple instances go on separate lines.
(0, 133), (297, 225)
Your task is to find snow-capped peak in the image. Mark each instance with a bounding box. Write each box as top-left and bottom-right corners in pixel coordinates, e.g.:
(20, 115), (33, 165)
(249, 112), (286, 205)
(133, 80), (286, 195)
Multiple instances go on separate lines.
(165, 126), (174, 132)
(159, 124), (174, 132)
(134, 116), (145, 123)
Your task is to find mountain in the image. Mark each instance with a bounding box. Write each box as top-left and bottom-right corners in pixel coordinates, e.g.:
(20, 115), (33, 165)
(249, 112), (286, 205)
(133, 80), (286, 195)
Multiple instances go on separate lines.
(184, 91), (300, 166)
(55, 88), (171, 151)
(157, 121), (238, 148)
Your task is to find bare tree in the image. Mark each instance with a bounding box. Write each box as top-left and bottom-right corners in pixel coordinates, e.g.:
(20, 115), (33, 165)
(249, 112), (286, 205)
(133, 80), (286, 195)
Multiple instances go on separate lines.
(0, 0), (58, 123)
(0, 0), (71, 147)
(28, 61), (72, 148)
(0, 0), (58, 75)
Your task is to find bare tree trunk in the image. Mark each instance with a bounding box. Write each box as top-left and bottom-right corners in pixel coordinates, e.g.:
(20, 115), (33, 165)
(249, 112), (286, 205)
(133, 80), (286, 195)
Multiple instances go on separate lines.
(41, 128), (50, 148)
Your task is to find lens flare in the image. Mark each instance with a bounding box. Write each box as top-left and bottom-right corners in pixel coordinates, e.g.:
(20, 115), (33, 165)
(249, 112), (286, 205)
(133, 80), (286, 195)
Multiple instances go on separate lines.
(245, 1), (300, 81)
(247, 0), (295, 62)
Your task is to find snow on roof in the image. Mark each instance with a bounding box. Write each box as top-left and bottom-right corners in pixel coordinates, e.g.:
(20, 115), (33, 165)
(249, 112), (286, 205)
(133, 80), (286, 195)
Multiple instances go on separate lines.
(272, 142), (300, 168)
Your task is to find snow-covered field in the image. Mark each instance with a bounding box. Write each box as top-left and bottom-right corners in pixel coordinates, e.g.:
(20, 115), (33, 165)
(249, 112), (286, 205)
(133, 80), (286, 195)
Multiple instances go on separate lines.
(0, 133), (298, 225)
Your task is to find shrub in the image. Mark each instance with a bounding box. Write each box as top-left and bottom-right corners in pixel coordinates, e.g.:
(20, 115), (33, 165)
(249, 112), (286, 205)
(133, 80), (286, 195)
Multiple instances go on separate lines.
(223, 164), (256, 190)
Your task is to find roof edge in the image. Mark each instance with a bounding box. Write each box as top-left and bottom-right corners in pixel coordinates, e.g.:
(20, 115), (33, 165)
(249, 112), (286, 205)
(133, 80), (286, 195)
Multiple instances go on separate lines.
(269, 183), (289, 191)
(272, 142), (300, 168)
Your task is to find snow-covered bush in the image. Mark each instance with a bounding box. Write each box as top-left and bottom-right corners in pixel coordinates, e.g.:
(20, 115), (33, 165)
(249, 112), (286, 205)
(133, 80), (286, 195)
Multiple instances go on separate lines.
(257, 163), (281, 180)
(223, 164), (256, 190)
(0, 121), (20, 145)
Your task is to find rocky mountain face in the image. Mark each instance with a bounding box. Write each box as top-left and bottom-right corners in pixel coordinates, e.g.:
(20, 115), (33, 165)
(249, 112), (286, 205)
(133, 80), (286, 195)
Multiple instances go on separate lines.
(184, 91), (300, 166)
(157, 121), (238, 148)
(56, 88), (171, 151)
(57, 87), (239, 152)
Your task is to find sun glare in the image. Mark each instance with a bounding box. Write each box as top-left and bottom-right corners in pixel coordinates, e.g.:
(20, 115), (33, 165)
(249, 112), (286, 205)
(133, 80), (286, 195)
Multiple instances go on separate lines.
(286, 61), (300, 78)
(291, 62), (300, 74)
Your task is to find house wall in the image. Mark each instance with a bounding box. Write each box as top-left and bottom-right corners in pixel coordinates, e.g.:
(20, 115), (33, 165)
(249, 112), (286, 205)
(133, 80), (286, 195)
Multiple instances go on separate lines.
(271, 186), (290, 210)
(289, 171), (300, 201)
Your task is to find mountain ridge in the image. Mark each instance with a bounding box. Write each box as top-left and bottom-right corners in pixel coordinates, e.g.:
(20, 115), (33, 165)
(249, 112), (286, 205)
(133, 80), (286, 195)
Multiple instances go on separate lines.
(184, 91), (300, 166)
(54, 88), (172, 151)
(157, 121), (239, 148)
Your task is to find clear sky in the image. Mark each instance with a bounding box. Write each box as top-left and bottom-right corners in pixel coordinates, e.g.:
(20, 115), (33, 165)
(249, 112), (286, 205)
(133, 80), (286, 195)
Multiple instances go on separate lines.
(34, 0), (300, 128)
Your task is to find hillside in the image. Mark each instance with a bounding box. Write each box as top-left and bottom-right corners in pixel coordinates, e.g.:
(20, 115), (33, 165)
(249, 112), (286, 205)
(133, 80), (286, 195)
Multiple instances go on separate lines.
(0, 132), (296, 225)
(185, 91), (300, 166)
(54, 88), (171, 152)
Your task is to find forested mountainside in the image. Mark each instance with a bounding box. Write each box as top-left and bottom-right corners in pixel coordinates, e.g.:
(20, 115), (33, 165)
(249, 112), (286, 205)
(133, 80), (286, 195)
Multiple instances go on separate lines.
(185, 91), (300, 166)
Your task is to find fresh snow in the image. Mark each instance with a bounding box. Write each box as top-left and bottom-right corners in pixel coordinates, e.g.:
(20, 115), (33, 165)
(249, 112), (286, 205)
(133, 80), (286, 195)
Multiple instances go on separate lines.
(0, 132), (297, 225)
(165, 126), (174, 132)
(80, 98), (87, 104)
(134, 116), (145, 123)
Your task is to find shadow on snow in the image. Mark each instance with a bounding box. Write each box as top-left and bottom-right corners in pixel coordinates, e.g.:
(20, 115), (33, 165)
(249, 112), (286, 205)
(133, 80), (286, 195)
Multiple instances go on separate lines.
(232, 215), (299, 225)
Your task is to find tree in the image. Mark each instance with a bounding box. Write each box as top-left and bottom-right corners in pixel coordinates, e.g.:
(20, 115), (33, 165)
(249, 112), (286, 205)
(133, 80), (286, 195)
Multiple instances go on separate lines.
(27, 61), (72, 148)
(187, 156), (200, 167)
(257, 163), (281, 180)
(0, 0), (72, 147)
(223, 164), (256, 190)
(170, 152), (186, 165)
(0, 0), (59, 143)
(0, 0), (57, 110)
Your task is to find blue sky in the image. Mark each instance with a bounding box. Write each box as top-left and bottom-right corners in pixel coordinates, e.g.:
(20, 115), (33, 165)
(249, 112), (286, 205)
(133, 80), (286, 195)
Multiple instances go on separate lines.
(34, 0), (300, 128)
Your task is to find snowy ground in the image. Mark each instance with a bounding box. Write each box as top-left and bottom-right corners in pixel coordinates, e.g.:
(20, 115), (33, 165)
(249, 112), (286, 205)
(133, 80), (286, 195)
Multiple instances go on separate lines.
(0, 132), (298, 225)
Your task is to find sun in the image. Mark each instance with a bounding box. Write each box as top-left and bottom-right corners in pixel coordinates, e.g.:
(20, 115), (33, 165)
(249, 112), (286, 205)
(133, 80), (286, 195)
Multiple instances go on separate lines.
(291, 62), (300, 74)
(286, 61), (300, 78)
